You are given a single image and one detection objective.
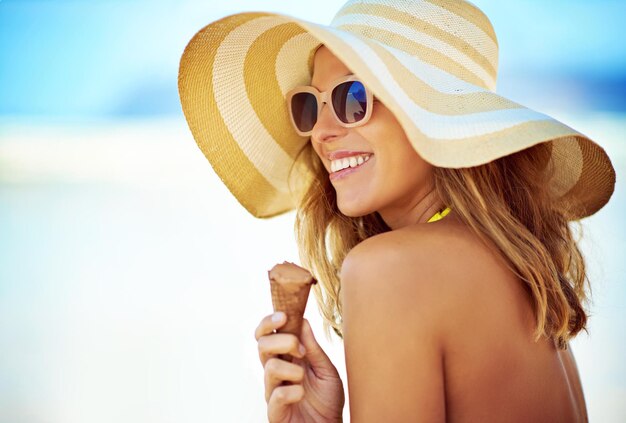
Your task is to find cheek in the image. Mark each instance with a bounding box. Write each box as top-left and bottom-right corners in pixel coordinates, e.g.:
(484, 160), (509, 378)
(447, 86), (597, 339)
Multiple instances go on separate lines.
(359, 105), (408, 151)
(359, 119), (417, 170)
(361, 126), (433, 189)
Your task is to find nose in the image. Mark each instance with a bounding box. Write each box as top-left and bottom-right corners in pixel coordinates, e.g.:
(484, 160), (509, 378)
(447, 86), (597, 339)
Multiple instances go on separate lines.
(310, 100), (347, 144)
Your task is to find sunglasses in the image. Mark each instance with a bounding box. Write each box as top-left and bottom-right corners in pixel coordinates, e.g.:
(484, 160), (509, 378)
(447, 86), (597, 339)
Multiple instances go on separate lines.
(286, 75), (374, 137)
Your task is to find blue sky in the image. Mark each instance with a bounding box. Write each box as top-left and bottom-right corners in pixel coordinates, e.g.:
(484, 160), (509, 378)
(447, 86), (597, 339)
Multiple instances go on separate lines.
(1, 0), (625, 118)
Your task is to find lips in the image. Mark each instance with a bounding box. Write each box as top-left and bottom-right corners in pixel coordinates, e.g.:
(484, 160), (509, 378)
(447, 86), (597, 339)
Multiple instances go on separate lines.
(329, 154), (373, 181)
(327, 150), (372, 161)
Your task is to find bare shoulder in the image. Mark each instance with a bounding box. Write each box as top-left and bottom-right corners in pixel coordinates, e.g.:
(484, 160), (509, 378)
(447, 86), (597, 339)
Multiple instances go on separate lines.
(341, 216), (515, 311)
(338, 216), (524, 421)
(343, 215), (502, 271)
(340, 216), (583, 421)
(340, 216), (529, 344)
(339, 222), (457, 421)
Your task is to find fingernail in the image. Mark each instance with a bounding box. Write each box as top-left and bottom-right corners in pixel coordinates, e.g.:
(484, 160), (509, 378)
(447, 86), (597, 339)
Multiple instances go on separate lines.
(299, 344), (306, 355)
(271, 312), (284, 323)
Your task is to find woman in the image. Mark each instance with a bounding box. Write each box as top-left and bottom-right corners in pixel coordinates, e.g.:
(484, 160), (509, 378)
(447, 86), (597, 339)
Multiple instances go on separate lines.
(178, 1), (616, 421)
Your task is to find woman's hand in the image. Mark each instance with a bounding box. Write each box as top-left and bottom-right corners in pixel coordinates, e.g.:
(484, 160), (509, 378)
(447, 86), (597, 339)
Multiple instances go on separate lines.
(255, 313), (345, 422)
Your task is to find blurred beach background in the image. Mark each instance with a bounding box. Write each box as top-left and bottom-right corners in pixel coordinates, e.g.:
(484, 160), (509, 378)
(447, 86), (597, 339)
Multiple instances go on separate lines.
(0, 0), (624, 421)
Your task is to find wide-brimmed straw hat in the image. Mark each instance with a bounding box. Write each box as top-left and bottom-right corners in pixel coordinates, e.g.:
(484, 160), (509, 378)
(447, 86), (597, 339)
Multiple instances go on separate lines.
(178, 0), (615, 219)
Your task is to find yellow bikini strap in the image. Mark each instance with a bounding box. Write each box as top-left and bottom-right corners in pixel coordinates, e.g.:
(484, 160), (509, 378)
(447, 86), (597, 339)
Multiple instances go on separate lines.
(427, 206), (451, 223)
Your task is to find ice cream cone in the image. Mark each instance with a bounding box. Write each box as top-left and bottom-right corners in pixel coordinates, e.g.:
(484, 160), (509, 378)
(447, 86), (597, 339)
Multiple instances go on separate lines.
(268, 261), (317, 363)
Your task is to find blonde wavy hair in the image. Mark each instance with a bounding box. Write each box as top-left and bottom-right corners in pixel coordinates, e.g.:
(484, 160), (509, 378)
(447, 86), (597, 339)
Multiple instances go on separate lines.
(292, 140), (589, 350)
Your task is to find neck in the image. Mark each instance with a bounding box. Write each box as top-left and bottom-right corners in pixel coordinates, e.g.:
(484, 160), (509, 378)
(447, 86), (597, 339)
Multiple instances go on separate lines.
(379, 186), (445, 230)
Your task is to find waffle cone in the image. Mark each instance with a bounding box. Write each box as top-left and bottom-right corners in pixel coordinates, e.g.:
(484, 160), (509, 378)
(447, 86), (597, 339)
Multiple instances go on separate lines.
(270, 279), (311, 336)
(268, 261), (317, 338)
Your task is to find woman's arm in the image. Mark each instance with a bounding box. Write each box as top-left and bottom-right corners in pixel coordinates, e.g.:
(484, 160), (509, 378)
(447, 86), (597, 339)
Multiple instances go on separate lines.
(340, 231), (448, 423)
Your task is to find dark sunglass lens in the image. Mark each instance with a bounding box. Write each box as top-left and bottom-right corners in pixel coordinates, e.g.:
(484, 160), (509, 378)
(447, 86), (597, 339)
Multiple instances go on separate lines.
(291, 92), (317, 133)
(332, 80), (367, 124)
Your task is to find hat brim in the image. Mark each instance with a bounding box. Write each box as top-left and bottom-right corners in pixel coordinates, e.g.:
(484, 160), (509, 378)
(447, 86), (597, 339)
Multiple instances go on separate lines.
(178, 11), (615, 219)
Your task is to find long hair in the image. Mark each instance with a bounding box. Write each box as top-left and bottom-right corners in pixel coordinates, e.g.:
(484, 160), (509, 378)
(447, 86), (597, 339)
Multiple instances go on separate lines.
(292, 141), (589, 349)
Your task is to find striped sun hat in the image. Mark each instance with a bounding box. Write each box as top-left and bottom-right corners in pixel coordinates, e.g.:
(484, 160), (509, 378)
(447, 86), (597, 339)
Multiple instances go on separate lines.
(178, 0), (615, 219)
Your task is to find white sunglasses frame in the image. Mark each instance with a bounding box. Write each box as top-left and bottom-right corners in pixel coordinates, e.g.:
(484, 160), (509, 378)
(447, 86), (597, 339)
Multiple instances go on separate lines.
(285, 75), (374, 137)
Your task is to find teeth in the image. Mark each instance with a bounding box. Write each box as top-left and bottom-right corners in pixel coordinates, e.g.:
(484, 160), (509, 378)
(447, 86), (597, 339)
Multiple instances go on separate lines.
(329, 154), (372, 172)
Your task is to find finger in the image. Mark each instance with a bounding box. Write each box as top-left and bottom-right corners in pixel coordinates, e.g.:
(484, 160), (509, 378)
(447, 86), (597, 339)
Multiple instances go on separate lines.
(258, 333), (306, 365)
(300, 319), (331, 367)
(267, 384), (305, 421)
(254, 312), (286, 341)
(264, 358), (305, 402)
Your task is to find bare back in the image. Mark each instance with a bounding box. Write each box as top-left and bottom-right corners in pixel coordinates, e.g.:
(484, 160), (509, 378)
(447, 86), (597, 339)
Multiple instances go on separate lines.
(402, 216), (588, 422)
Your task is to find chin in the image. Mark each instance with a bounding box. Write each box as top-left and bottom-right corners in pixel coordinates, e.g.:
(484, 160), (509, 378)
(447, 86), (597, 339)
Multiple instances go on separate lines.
(336, 200), (375, 218)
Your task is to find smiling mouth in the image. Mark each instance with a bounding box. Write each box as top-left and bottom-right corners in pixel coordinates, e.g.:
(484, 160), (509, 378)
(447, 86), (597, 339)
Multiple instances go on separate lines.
(329, 154), (373, 181)
(330, 153), (373, 173)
